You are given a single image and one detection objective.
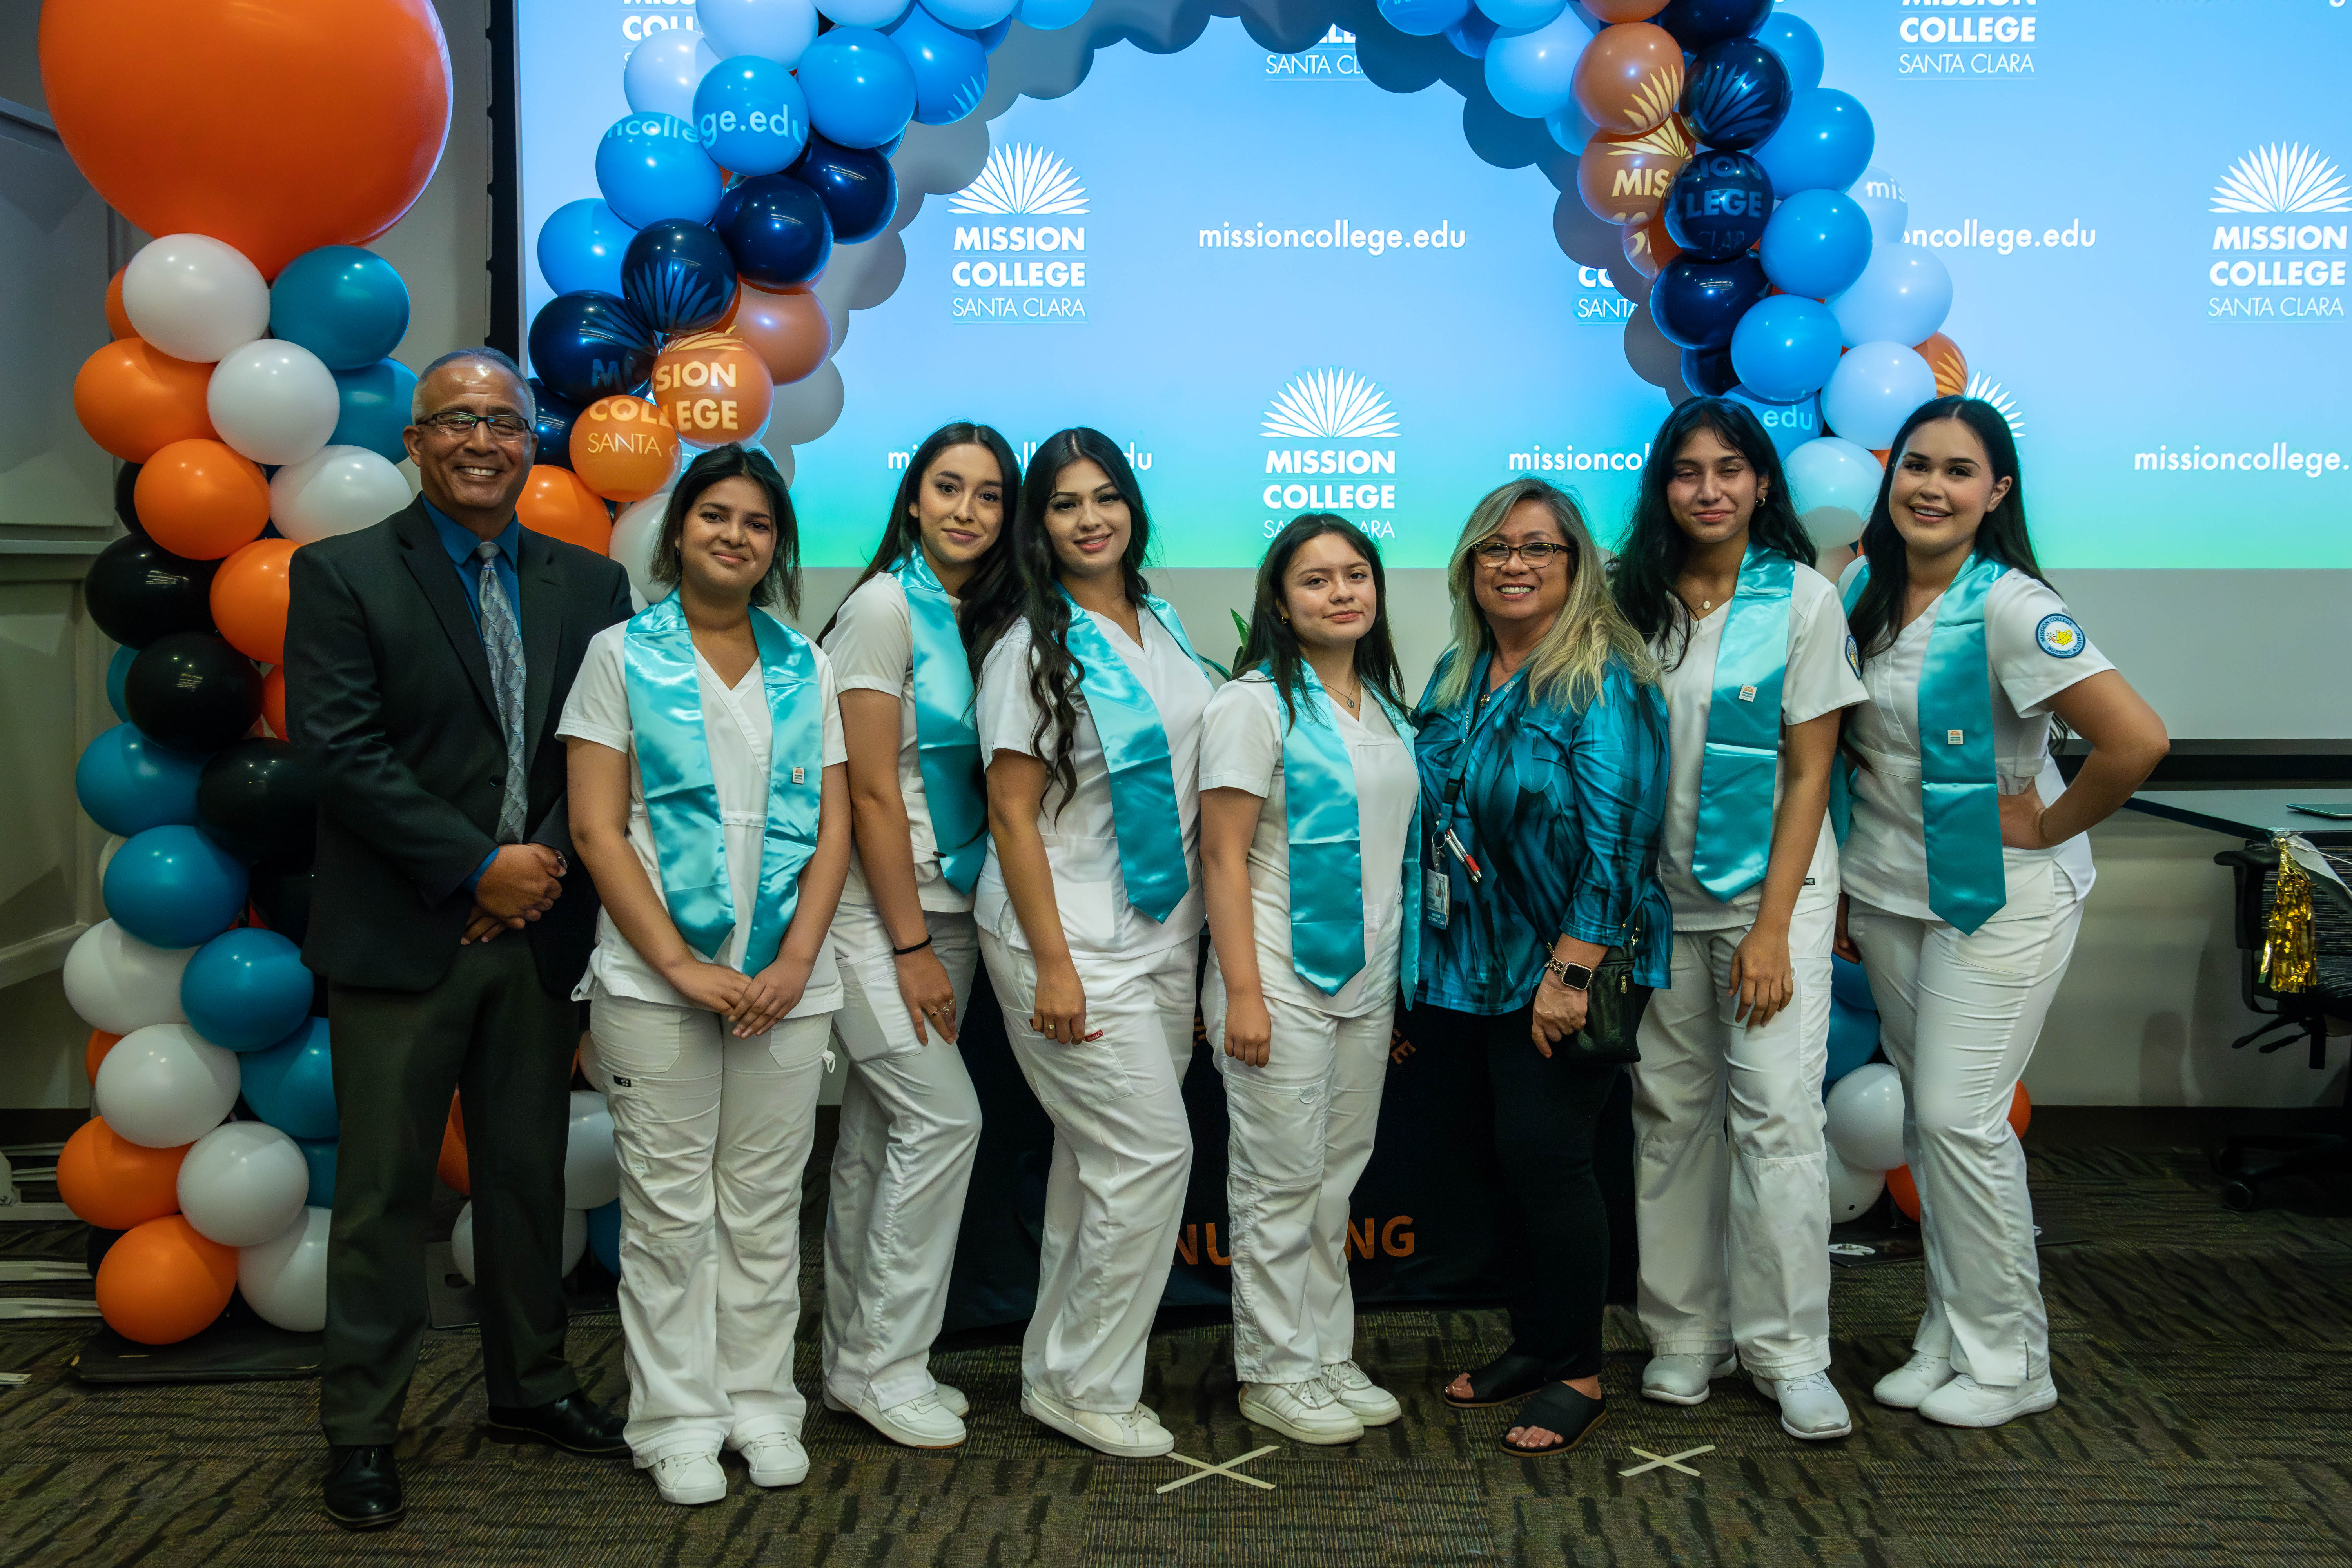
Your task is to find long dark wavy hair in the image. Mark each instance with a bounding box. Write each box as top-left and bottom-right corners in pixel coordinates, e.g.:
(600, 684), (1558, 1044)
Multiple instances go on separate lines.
(818, 421), (1020, 639)
(1846, 396), (2045, 659)
(1611, 397), (1816, 671)
(650, 443), (800, 612)
(1237, 514), (1405, 727)
(958, 427), (1156, 813)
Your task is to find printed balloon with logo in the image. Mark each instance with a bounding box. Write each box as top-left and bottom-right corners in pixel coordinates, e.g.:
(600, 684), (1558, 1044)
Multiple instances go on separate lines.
(1662, 149), (1773, 261)
(885, 6), (991, 127)
(1678, 36), (1789, 152)
(1572, 22), (1684, 136)
(621, 220), (740, 336)
(528, 291), (659, 408)
(597, 112), (725, 229)
(652, 332), (775, 451)
(695, 54), (813, 174)
(1577, 115), (1692, 227)
(571, 395), (683, 504)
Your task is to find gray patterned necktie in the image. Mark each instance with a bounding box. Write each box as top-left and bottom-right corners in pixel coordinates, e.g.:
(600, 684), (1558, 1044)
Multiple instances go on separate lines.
(474, 540), (528, 843)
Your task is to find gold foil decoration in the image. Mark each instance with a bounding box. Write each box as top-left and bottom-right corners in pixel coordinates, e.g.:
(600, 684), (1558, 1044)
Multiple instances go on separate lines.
(2260, 837), (2316, 995)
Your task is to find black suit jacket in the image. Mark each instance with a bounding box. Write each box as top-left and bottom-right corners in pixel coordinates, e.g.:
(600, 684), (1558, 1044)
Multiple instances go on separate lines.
(285, 499), (634, 995)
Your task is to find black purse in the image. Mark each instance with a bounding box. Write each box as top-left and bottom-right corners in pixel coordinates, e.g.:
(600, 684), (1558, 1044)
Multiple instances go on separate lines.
(1553, 940), (1652, 1066)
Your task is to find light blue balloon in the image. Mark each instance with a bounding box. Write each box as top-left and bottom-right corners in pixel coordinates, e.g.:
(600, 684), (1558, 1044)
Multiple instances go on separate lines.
(1831, 953), (1877, 1013)
(1473, 0), (1564, 29)
(1784, 435), (1883, 548)
(822, 0), (912, 25)
(884, 7), (989, 127)
(107, 645), (134, 722)
(1730, 293), (1842, 403)
(588, 1199), (622, 1276)
(1726, 386), (1822, 459)
(926, 0), (1016, 27)
(595, 112), (725, 229)
(1445, 8), (1499, 58)
(1760, 188), (1873, 301)
(1824, 997), (1880, 1091)
(1753, 11), (1822, 93)
(77, 724), (205, 838)
(269, 247), (410, 371)
(796, 28), (919, 150)
(624, 31), (719, 120)
(695, 55), (812, 174)
(1829, 240), (1951, 347)
(242, 1018), (338, 1142)
(297, 1136), (337, 1208)
(103, 824), (249, 950)
(181, 927), (314, 1053)
(330, 359), (418, 465)
(1853, 167), (1911, 249)
(537, 199), (633, 297)
(700, 0), (820, 66)
(1378, 0), (1469, 35)
(1753, 87), (1873, 200)
(1823, 341), (1938, 451)
(1484, 11), (1588, 120)
(1543, 98), (1591, 155)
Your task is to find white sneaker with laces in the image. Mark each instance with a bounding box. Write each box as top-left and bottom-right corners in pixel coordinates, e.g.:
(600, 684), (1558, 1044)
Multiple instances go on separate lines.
(1916, 1371), (2058, 1428)
(1872, 1352), (1955, 1410)
(840, 1387), (967, 1449)
(1641, 1352), (1740, 1405)
(1021, 1384), (1175, 1458)
(650, 1450), (727, 1506)
(739, 1432), (809, 1488)
(824, 1381), (971, 1419)
(1238, 1378), (1366, 1446)
(1319, 1359), (1403, 1426)
(1753, 1370), (1853, 1440)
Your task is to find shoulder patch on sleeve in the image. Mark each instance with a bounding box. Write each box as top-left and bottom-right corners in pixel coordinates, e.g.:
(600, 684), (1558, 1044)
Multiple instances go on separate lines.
(2035, 613), (2085, 659)
(1845, 633), (1862, 678)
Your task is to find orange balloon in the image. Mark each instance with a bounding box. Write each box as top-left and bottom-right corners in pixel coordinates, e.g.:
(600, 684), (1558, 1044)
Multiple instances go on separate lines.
(135, 439), (270, 559)
(1578, 116), (1692, 227)
(105, 266), (135, 339)
(516, 465), (615, 554)
(2009, 1082), (2031, 1137)
(40, 0), (452, 280)
(1573, 22), (1685, 136)
(650, 331), (775, 450)
(58, 1117), (189, 1231)
(73, 338), (218, 463)
(569, 397), (682, 504)
(211, 537), (299, 664)
(725, 282), (833, 388)
(95, 1214), (238, 1345)
(261, 666), (288, 742)
(86, 1029), (123, 1084)
(438, 1093), (470, 1196)
(1915, 332), (1969, 398)
(1886, 1164), (1920, 1221)
(1622, 214), (1684, 280)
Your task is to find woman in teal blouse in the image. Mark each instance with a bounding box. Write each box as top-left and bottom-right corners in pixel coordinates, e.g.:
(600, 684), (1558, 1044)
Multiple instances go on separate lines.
(1416, 477), (1670, 1457)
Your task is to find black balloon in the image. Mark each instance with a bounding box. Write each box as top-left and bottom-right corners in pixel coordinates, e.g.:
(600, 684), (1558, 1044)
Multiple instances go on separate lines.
(197, 738), (320, 871)
(620, 218), (739, 334)
(526, 290), (657, 408)
(791, 134), (898, 245)
(715, 173), (835, 288)
(113, 462), (146, 535)
(124, 632), (262, 754)
(249, 867), (316, 950)
(1680, 344), (1740, 398)
(86, 535), (218, 648)
(1681, 38), (1791, 152)
(529, 378), (584, 470)
(1652, 0), (1772, 52)
(1664, 149), (1773, 261)
(1650, 253), (1770, 350)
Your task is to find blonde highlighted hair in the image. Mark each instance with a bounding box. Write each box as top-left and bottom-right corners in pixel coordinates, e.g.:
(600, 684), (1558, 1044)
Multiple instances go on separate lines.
(1425, 477), (1659, 714)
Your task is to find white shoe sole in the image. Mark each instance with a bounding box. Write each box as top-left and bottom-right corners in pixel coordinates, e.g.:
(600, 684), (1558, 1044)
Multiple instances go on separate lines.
(746, 1457), (808, 1488)
(653, 1470), (728, 1505)
(1238, 1393), (1364, 1447)
(1021, 1390), (1174, 1458)
(1918, 1385), (2058, 1429)
(1873, 1372), (1954, 1411)
(1334, 1394), (1403, 1427)
(838, 1393), (967, 1450)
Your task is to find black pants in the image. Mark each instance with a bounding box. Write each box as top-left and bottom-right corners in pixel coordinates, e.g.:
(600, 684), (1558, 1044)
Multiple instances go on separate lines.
(320, 935), (582, 1446)
(1413, 1000), (1622, 1382)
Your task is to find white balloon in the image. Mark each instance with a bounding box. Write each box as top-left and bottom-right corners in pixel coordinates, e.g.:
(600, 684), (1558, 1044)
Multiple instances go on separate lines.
(817, 0), (909, 26)
(121, 234), (269, 363)
(1825, 1062), (1908, 1174)
(209, 340), (343, 466)
(564, 1090), (620, 1210)
(178, 1121), (310, 1246)
(63, 919), (194, 1035)
(705, 0), (823, 60)
(270, 445), (413, 543)
(450, 1201), (587, 1285)
(95, 1022), (239, 1149)
(1853, 167), (1910, 250)
(624, 31), (722, 119)
(1827, 1148), (1886, 1224)
(239, 1205), (331, 1332)
(1821, 341), (1938, 452)
(1783, 436), (1884, 550)
(610, 492), (670, 612)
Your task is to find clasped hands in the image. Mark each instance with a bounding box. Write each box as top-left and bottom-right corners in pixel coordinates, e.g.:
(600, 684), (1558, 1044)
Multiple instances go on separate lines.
(460, 843), (567, 945)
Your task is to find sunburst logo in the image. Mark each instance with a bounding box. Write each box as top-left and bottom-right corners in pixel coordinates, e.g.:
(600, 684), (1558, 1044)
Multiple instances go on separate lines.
(1964, 373), (2024, 437)
(949, 143), (1089, 216)
(2211, 143), (2352, 215)
(1263, 369), (1399, 440)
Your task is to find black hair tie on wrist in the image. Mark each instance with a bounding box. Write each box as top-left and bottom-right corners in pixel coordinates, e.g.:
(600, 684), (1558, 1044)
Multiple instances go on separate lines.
(892, 935), (934, 956)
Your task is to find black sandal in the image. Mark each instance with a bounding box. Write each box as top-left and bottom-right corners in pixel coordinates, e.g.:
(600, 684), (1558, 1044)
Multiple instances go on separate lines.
(1443, 1352), (1555, 1409)
(1500, 1382), (1608, 1455)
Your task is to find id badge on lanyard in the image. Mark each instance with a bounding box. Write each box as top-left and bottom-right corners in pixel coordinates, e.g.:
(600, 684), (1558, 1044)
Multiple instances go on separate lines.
(1428, 684), (1497, 931)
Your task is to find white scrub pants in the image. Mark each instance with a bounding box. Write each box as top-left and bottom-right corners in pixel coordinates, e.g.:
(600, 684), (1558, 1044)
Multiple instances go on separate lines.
(821, 904), (984, 1411)
(980, 931), (1194, 1415)
(584, 996), (833, 1466)
(1845, 860), (2082, 1389)
(1632, 901), (1836, 1379)
(1205, 971), (1390, 1387)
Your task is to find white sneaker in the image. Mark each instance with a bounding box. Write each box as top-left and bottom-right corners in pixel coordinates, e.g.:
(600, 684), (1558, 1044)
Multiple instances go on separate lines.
(1917, 1372), (2058, 1429)
(1641, 1352), (1739, 1405)
(1020, 1384), (1174, 1458)
(650, 1450), (727, 1506)
(1872, 1352), (1955, 1410)
(823, 1381), (971, 1419)
(1238, 1378), (1366, 1446)
(738, 1432), (808, 1488)
(1753, 1370), (1853, 1440)
(840, 1387), (967, 1449)
(1319, 1359), (1403, 1426)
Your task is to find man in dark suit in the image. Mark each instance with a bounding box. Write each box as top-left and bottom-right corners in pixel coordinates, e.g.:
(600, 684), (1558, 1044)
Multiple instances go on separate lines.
(285, 348), (635, 1530)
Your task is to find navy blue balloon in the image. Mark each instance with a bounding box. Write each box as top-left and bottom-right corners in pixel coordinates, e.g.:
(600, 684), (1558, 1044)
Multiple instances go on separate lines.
(181, 927), (314, 1051)
(621, 220), (740, 334)
(1665, 149), (1773, 261)
(529, 379), (585, 471)
(527, 291), (658, 407)
(242, 1017), (337, 1141)
(1649, 252), (1769, 350)
(106, 644), (135, 722)
(1682, 38), (1791, 152)
(330, 359), (419, 464)
(103, 824), (249, 949)
(1824, 997), (1881, 1091)
(791, 134), (897, 245)
(297, 1136), (337, 1207)
(76, 724), (205, 838)
(1651, 0), (1771, 52)
(715, 174), (835, 289)
(1680, 345), (1739, 398)
(1830, 953), (1877, 1013)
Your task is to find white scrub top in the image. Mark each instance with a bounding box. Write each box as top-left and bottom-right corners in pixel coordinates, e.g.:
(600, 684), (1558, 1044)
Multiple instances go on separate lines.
(1836, 560), (2112, 922)
(1198, 670), (1417, 1017)
(558, 621), (849, 1018)
(1654, 561), (1867, 932)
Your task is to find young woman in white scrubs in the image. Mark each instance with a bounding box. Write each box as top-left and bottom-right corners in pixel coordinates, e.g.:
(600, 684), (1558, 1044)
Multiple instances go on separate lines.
(815, 423), (1019, 1450)
(1200, 515), (1417, 1447)
(1611, 399), (1867, 1441)
(960, 426), (1219, 1459)
(1836, 396), (2167, 1428)
(563, 444), (853, 1504)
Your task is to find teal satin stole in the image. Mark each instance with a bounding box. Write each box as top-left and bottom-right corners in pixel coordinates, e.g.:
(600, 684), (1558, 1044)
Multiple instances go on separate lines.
(1058, 589), (1214, 924)
(624, 593), (824, 974)
(1272, 664), (1421, 996)
(1840, 556), (2008, 934)
(895, 550), (985, 894)
(1690, 546), (1795, 902)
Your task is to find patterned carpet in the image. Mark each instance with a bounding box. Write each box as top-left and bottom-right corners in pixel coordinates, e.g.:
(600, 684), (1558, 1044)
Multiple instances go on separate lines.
(3, 1143), (2349, 1567)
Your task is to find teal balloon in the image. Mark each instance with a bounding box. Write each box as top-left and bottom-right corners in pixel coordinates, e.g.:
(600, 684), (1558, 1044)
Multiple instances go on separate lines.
(331, 359), (419, 464)
(588, 1199), (621, 1276)
(1754, 11), (1822, 93)
(242, 1018), (338, 1141)
(181, 927), (313, 1052)
(1831, 954), (1877, 1013)
(269, 247), (411, 371)
(76, 723), (205, 837)
(693, 54), (812, 173)
(595, 112), (725, 228)
(1730, 292), (1841, 402)
(1824, 997), (1880, 1090)
(107, 645), (134, 722)
(1753, 88), (1873, 200)
(1760, 187), (1873, 301)
(537, 198), (633, 297)
(297, 1136), (338, 1208)
(103, 824), (249, 949)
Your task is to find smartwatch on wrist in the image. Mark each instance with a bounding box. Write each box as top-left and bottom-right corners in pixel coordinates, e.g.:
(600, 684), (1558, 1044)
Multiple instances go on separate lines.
(1544, 956), (1593, 992)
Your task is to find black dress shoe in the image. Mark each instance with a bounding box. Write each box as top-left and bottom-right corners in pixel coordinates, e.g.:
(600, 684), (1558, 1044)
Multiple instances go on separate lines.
(485, 1392), (628, 1455)
(323, 1444), (404, 1531)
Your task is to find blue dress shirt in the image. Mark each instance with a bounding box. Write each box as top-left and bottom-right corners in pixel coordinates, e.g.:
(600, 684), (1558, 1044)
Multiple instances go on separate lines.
(423, 501), (524, 893)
